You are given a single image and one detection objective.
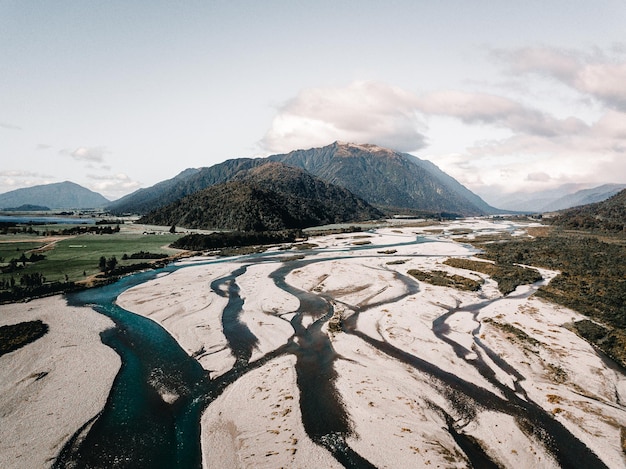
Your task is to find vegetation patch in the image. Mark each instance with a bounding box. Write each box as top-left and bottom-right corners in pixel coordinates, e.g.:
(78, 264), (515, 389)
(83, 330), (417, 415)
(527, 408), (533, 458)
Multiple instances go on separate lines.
(443, 258), (542, 295)
(482, 318), (541, 347)
(171, 230), (301, 251)
(327, 309), (343, 334)
(549, 189), (626, 233)
(473, 233), (626, 328)
(0, 229), (181, 302)
(546, 363), (568, 384)
(408, 269), (483, 291)
(457, 227), (626, 368)
(122, 251), (169, 260)
(0, 320), (49, 356)
(453, 232), (516, 244)
(281, 255), (306, 262)
(567, 319), (626, 369)
(292, 243), (318, 250)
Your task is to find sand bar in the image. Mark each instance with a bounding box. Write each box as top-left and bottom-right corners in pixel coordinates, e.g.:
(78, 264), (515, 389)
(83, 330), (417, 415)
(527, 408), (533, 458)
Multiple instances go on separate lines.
(0, 296), (120, 469)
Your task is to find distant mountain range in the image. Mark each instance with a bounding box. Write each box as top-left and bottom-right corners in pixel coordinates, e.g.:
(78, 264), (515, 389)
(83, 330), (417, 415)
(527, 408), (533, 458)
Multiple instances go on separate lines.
(0, 181), (109, 210)
(3, 143), (623, 231)
(542, 184), (626, 212)
(550, 188), (626, 232)
(139, 162), (383, 231)
(110, 142), (498, 219)
(488, 183), (626, 213)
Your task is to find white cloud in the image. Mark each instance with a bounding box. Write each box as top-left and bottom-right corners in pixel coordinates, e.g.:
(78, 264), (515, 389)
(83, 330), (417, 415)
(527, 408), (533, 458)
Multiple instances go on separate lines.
(87, 173), (141, 199)
(495, 46), (626, 111)
(414, 90), (589, 137)
(60, 146), (108, 163)
(0, 170), (54, 192)
(435, 108), (626, 195)
(260, 81), (427, 153)
(259, 52), (626, 198)
(526, 172), (552, 182)
(419, 46), (626, 195)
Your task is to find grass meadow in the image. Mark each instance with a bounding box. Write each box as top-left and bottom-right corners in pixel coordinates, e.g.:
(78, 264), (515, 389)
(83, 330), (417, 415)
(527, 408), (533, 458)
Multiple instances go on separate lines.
(0, 225), (181, 286)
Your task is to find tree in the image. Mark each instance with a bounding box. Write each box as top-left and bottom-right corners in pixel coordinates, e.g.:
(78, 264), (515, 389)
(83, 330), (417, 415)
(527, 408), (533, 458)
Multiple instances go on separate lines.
(169, 224), (176, 234)
(106, 256), (118, 272)
(99, 256), (107, 272)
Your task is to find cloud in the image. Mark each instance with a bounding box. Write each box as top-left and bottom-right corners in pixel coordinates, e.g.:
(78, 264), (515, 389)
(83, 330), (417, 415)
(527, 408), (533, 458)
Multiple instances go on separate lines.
(417, 46), (626, 196)
(260, 81), (590, 157)
(0, 170), (54, 192)
(260, 64), (626, 197)
(494, 46), (626, 111)
(440, 108), (626, 194)
(526, 172), (551, 182)
(414, 90), (588, 137)
(0, 122), (22, 130)
(36, 144), (53, 150)
(260, 81), (427, 153)
(60, 146), (108, 162)
(0, 170), (48, 178)
(87, 173), (141, 199)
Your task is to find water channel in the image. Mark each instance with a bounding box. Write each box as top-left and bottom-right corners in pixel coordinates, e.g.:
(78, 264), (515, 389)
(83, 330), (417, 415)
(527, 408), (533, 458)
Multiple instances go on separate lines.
(52, 235), (612, 468)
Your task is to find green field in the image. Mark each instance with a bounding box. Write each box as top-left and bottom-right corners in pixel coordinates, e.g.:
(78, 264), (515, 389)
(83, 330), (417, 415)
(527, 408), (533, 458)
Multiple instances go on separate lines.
(0, 228), (182, 287)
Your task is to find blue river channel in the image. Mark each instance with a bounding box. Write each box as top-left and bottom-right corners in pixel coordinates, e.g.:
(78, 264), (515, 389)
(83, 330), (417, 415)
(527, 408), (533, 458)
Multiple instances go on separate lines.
(56, 266), (212, 468)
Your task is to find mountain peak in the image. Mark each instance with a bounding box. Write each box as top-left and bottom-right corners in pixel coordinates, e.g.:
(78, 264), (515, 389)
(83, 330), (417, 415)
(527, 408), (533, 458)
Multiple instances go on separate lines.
(271, 142), (497, 215)
(333, 141), (400, 159)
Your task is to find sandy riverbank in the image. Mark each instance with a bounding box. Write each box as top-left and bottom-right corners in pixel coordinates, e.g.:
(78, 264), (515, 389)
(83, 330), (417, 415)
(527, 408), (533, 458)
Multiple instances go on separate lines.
(114, 220), (626, 467)
(0, 296), (120, 469)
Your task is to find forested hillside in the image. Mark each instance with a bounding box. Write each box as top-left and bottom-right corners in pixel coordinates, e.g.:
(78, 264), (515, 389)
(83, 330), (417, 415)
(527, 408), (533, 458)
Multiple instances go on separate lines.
(139, 163), (382, 231)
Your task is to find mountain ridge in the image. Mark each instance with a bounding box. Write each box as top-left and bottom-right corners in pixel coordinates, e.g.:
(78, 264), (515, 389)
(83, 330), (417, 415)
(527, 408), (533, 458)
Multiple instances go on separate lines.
(268, 142), (498, 216)
(138, 162), (383, 231)
(110, 142), (497, 217)
(0, 181), (109, 210)
(550, 188), (626, 232)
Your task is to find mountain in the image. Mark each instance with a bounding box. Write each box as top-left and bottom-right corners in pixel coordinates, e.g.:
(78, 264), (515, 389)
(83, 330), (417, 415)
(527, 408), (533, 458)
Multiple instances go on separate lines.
(542, 183), (626, 212)
(109, 142), (497, 217)
(550, 188), (626, 232)
(269, 142), (497, 216)
(139, 162), (383, 231)
(106, 167), (201, 214)
(107, 160), (263, 215)
(0, 181), (109, 210)
(482, 183), (626, 213)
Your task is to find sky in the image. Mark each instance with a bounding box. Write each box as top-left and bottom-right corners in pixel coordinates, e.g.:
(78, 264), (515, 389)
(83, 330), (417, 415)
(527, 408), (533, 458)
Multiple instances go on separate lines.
(2, 1), (626, 205)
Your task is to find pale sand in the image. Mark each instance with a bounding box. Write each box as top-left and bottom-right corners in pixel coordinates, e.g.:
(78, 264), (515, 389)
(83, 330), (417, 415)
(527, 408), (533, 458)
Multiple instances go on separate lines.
(102, 221), (625, 467)
(201, 354), (341, 469)
(0, 296), (120, 469)
(117, 262), (238, 376)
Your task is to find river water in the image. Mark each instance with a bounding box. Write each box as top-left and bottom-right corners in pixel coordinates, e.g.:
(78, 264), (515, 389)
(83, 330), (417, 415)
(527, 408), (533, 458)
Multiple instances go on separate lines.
(53, 235), (613, 468)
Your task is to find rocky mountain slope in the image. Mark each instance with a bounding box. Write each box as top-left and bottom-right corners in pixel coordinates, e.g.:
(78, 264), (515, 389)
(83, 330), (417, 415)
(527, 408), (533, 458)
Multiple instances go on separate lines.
(269, 142), (497, 215)
(139, 162), (383, 231)
(108, 142), (496, 217)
